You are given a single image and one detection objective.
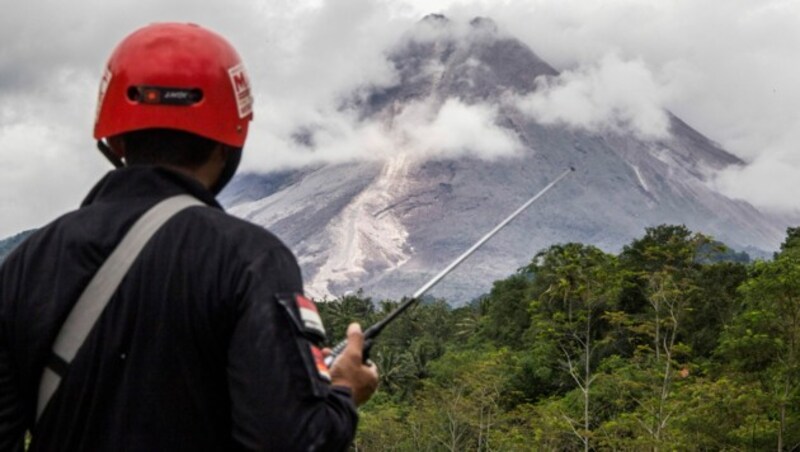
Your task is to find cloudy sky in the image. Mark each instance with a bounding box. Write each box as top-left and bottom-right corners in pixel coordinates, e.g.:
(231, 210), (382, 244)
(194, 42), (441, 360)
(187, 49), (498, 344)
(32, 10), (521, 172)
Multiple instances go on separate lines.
(1, 0), (799, 238)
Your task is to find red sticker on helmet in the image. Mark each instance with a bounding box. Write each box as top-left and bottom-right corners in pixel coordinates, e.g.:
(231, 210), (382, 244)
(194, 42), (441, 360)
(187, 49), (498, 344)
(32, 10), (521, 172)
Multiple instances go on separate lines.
(228, 64), (253, 119)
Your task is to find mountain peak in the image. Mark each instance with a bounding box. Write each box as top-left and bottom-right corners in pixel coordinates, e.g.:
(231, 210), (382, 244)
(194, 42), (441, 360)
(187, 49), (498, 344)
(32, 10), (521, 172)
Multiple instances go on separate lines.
(420, 13), (450, 25)
(469, 16), (498, 33)
(418, 14), (498, 33)
(357, 17), (557, 113)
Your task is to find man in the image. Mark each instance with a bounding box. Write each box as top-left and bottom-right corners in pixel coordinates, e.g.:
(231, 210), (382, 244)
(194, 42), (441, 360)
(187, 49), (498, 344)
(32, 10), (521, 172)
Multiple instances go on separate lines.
(0, 23), (378, 450)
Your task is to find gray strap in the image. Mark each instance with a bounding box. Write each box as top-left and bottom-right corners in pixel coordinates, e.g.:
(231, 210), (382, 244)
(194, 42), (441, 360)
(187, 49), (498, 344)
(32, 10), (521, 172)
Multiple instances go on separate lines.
(36, 194), (204, 421)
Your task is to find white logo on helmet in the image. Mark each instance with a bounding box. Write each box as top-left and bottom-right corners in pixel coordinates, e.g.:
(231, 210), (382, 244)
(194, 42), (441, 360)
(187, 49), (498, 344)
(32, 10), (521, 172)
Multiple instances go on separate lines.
(228, 64), (253, 119)
(95, 67), (112, 124)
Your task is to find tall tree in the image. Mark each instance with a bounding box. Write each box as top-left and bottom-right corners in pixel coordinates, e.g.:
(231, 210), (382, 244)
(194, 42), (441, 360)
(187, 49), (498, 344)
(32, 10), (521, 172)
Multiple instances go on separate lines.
(611, 225), (710, 449)
(718, 235), (800, 451)
(525, 243), (620, 451)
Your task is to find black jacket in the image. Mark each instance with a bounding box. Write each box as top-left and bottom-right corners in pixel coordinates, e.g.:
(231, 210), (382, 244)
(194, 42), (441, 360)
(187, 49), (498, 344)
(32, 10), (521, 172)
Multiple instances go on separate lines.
(0, 167), (357, 451)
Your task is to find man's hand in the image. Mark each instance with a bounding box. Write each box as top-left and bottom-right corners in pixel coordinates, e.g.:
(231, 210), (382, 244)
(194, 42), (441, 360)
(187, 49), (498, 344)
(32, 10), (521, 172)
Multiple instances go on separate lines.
(327, 323), (379, 406)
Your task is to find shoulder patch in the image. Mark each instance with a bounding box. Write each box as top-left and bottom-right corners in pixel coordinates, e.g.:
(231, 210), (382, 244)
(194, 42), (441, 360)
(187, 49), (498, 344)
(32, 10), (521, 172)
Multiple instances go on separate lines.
(275, 292), (327, 345)
(310, 345), (332, 382)
(295, 294), (326, 340)
(275, 292), (332, 389)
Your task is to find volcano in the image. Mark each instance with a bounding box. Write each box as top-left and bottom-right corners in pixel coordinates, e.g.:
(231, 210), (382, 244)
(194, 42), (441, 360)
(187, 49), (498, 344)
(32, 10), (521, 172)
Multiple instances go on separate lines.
(219, 15), (784, 303)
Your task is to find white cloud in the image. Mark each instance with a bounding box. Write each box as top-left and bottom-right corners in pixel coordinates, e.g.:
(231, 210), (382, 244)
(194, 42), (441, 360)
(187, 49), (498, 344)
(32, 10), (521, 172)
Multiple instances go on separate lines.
(514, 53), (673, 139)
(398, 99), (521, 158)
(0, 68), (106, 236)
(250, 98), (521, 170)
(0, 122), (106, 236)
(713, 156), (800, 215)
(478, 0), (800, 213)
(240, 7), (523, 171)
(712, 121), (800, 214)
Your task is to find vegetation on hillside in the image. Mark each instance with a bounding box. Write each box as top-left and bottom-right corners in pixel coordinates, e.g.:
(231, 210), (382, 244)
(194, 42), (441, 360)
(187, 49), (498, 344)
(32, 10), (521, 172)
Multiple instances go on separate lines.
(318, 225), (800, 451)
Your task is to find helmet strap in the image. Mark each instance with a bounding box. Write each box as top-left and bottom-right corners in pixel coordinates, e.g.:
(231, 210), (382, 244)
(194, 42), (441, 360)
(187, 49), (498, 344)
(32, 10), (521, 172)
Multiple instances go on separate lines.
(97, 140), (125, 168)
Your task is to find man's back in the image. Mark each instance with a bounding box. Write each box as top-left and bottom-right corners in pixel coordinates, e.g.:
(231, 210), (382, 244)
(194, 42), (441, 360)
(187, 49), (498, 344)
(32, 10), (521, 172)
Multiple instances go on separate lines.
(0, 167), (358, 451)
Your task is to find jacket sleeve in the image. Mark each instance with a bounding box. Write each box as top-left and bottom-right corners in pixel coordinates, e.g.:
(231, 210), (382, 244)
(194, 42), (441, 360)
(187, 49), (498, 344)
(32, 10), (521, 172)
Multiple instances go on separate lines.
(0, 259), (27, 452)
(226, 245), (358, 451)
(0, 346), (24, 452)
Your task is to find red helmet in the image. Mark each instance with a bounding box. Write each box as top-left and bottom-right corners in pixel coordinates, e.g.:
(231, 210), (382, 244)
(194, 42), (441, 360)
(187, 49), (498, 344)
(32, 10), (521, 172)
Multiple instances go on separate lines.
(94, 23), (253, 156)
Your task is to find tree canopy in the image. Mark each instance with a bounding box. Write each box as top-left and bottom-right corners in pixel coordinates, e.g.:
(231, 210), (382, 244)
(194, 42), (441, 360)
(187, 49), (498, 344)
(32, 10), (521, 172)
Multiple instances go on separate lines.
(317, 224), (800, 451)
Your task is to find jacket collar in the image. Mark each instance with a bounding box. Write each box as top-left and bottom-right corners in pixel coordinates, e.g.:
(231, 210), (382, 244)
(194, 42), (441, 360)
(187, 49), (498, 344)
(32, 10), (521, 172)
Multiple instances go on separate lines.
(81, 166), (223, 209)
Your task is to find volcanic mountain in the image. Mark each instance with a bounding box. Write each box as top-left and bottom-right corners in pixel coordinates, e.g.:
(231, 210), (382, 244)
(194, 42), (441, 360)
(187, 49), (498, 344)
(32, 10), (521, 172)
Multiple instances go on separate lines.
(217, 16), (785, 302)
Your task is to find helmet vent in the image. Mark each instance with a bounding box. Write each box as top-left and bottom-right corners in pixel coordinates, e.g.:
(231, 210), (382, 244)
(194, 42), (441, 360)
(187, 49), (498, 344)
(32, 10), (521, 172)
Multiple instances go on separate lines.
(126, 86), (204, 106)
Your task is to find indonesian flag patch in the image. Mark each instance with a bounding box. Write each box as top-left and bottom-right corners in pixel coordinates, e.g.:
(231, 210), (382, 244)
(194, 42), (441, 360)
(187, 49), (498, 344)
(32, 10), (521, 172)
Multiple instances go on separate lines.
(275, 292), (332, 383)
(295, 294), (327, 341)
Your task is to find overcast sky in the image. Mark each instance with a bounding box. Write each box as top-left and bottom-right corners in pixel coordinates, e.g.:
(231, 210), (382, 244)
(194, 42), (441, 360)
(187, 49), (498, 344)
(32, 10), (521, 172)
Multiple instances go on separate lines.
(1, 0), (799, 238)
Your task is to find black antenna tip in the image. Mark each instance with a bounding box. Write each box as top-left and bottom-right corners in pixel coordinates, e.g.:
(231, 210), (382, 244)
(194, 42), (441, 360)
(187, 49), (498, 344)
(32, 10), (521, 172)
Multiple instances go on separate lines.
(569, 166), (576, 172)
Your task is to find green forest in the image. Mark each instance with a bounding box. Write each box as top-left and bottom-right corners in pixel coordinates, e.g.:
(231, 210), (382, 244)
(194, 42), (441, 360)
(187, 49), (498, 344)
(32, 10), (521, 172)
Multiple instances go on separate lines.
(317, 225), (800, 451)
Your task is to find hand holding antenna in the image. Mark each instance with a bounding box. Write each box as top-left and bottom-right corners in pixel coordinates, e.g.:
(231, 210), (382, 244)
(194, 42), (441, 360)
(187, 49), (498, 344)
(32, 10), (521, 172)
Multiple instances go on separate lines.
(327, 323), (379, 406)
